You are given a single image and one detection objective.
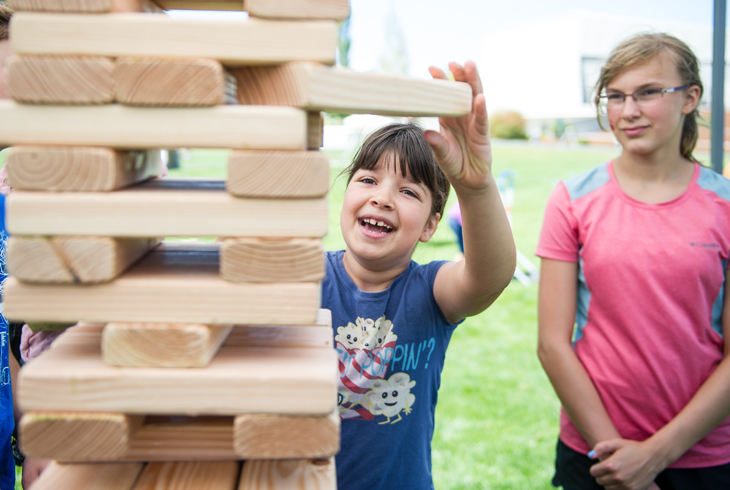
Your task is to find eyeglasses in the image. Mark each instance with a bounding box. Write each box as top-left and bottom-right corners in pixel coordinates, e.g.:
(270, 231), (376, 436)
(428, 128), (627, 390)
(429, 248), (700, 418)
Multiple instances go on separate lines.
(599, 85), (691, 109)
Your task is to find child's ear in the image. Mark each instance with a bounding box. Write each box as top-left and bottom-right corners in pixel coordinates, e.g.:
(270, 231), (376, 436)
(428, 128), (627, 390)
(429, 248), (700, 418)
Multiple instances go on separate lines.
(419, 213), (441, 243)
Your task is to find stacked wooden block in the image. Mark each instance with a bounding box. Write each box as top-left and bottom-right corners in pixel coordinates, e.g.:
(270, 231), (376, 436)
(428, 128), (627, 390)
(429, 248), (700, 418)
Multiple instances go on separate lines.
(0, 0), (472, 488)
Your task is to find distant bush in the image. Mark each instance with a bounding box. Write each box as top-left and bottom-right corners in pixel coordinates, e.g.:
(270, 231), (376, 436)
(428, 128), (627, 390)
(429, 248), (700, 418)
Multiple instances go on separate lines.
(490, 111), (528, 140)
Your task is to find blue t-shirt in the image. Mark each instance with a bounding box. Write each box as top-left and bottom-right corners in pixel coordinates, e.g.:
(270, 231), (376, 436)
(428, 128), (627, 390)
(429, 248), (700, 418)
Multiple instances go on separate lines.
(322, 250), (461, 490)
(0, 192), (14, 490)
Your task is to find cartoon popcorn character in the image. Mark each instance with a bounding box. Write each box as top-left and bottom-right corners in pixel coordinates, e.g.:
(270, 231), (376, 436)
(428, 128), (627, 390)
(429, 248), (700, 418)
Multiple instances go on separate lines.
(335, 322), (363, 351)
(365, 372), (416, 424)
(360, 316), (397, 350)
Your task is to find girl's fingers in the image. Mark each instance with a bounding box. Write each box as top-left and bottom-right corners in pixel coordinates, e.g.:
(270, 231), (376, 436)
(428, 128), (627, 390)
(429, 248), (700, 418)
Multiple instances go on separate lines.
(428, 65), (448, 81)
(424, 129), (450, 163)
(473, 93), (489, 137)
(448, 61), (466, 82)
(464, 61), (484, 96)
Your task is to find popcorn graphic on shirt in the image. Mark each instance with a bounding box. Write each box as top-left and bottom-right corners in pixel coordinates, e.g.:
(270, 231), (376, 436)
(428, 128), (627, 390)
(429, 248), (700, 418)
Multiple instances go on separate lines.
(364, 372), (416, 424)
(360, 316), (396, 350)
(335, 315), (399, 420)
(335, 322), (362, 351)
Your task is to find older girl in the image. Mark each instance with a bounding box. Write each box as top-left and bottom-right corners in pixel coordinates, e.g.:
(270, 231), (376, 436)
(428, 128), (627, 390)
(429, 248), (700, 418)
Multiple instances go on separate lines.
(537, 33), (730, 490)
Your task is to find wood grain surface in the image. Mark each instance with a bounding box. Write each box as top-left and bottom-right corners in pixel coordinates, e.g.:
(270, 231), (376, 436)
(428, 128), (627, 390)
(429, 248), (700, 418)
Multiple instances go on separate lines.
(8, 0), (161, 13)
(133, 461), (240, 490)
(6, 55), (115, 104)
(10, 13), (337, 65)
(102, 323), (233, 367)
(19, 412), (144, 460)
(234, 411), (339, 459)
(243, 0), (349, 19)
(226, 150), (329, 198)
(0, 100), (307, 149)
(238, 458), (336, 490)
(30, 461), (143, 490)
(7, 236), (160, 283)
(220, 238), (325, 283)
(18, 324), (338, 415)
(6, 147), (163, 191)
(6, 179), (328, 237)
(115, 57), (227, 106)
(4, 242), (322, 325)
(235, 62), (473, 116)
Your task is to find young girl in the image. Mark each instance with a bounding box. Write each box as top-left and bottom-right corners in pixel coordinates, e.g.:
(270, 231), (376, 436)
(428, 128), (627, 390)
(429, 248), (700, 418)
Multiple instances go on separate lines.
(537, 34), (730, 490)
(324, 62), (516, 489)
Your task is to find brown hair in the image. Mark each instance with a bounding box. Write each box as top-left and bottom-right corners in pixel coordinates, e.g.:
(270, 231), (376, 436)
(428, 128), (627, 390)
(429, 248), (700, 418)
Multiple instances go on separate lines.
(0, 3), (13, 40)
(593, 33), (703, 161)
(343, 123), (450, 218)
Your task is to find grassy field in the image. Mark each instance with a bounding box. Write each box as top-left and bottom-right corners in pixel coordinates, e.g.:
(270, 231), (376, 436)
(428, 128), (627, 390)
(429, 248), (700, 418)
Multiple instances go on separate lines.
(171, 143), (623, 489)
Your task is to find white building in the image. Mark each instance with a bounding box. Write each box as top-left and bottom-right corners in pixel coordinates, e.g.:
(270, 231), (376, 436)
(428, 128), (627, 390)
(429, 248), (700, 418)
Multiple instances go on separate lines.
(478, 11), (719, 135)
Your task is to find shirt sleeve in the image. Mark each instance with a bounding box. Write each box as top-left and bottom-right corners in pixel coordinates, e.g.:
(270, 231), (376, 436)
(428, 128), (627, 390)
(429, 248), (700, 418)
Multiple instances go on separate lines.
(535, 182), (580, 263)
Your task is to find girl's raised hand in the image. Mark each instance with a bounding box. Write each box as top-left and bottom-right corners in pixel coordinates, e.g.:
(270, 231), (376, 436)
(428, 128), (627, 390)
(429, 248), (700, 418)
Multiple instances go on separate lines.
(424, 61), (492, 193)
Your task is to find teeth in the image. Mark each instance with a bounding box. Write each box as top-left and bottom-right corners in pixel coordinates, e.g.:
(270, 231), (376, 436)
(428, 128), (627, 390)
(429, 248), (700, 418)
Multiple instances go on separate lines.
(362, 218), (392, 230)
(377, 221), (385, 227)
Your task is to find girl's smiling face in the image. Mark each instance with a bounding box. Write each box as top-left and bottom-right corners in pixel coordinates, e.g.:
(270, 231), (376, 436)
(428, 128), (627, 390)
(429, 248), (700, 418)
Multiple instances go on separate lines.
(606, 50), (700, 159)
(340, 153), (439, 270)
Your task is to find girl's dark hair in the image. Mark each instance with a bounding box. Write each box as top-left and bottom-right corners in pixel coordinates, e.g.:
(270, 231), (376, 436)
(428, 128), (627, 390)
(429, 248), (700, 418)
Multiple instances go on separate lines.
(343, 123), (450, 218)
(0, 3), (14, 40)
(594, 33), (703, 161)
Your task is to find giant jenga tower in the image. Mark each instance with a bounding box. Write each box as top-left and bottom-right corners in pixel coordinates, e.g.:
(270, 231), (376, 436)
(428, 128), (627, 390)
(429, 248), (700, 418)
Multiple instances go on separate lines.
(0, 0), (471, 488)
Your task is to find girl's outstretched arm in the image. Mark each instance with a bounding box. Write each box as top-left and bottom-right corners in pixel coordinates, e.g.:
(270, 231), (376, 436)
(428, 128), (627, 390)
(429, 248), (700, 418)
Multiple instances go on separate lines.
(428, 61), (515, 323)
(589, 269), (730, 490)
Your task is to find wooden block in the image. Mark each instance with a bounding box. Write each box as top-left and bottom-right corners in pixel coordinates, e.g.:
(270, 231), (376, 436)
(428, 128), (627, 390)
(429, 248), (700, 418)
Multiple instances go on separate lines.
(8, 0), (161, 13)
(235, 62), (473, 117)
(243, 0), (349, 20)
(18, 324), (338, 415)
(0, 100), (307, 149)
(227, 150), (329, 198)
(221, 238), (324, 283)
(102, 323), (233, 368)
(133, 461), (240, 490)
(234, 411), (339, 459)
(115, 57), (227, 107)
(6, 55), (115, 104)
(19, 412), (144, 460)
(6, 179), (328, 237)
(128, 416), (237, 461)
(7, 236), (160, 283)
(238, 458), (336, 490)
(227, 309), (332, 349)
(5, 242), (322, 325)
(11, 13), (338, 65)
(30, 461), (143, 490)
(308, 111), (324, 149)
(6, 147), (164, 191)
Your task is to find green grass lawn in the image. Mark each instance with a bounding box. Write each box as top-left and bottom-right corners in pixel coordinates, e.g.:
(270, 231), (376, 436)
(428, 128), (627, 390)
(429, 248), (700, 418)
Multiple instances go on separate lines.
(172, 143), (622, 489)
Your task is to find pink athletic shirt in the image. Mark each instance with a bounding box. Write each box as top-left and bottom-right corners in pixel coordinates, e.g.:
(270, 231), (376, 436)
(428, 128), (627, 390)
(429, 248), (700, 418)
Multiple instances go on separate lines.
(536, 161), (730, 468)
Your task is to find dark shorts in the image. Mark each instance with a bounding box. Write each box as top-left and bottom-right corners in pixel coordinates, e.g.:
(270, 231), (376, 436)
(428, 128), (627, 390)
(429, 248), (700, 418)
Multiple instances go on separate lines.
(552, 439), (730, 490)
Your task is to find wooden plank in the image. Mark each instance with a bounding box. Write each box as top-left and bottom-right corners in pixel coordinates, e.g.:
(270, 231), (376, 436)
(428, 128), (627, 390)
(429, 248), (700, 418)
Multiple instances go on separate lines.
(18, 324), (337, 415)
(8, 0), (161, 13)
(6, 179), (328, 237)
(307, 111), (324, 149)
(102, 323), (233, 368)
(227, 309), (332, 349)
(115, 57), (227, 107)
(238, 458), (336, 490)
(30, 461), (144, 490)
(234, 411), (338, 459)
(133, 461), (240, 490)
(6, 55), (115, 104)
(243, 0), (349, 20)
(235, 62), (473, 117)
(221, 238), (324, 283)
(6, 147), (164, 191)
(4, 242), (321, 325)
(10, 13), (337, 65)
(7, 236), (160, 283)
(128, 416), (237, 461)
(0, 100), (307, 149)
(19, 412), (144, 460)
(227, 150), (329, 198)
